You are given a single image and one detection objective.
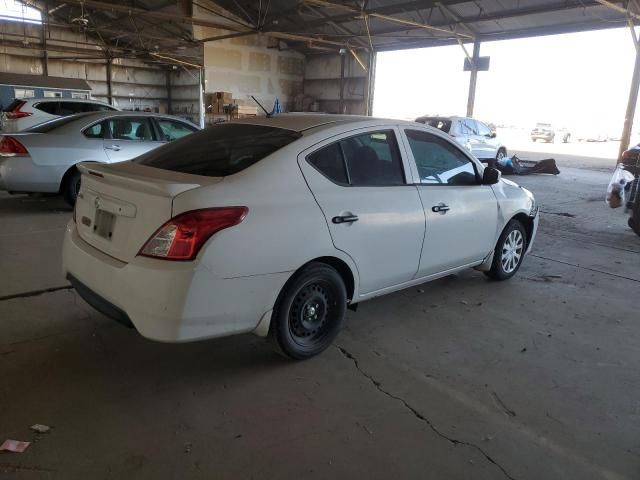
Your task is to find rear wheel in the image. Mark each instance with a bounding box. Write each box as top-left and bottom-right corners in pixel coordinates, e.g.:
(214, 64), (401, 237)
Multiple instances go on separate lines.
(485, 220), (527, 281)
(62, 169), (81, 206)
(271, 263), (347, 360)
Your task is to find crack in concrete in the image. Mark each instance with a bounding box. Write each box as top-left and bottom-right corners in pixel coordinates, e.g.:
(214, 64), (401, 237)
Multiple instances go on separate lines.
(337, 346), (518, 480)
(530, 254), (640, 283)
(0, 285), (73, 303)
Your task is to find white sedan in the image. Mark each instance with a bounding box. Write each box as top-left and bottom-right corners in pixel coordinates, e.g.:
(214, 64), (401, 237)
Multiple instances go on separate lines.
(0, 111), (199, 205)
(62, 114), (538, 359)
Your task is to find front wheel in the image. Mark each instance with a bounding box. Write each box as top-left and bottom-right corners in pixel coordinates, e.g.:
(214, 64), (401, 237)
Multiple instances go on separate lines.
(271, 263), (347, 360)
(485, 220), (527, 281)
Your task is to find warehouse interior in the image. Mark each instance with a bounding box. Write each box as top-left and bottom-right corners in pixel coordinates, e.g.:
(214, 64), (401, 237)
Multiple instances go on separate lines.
(1, 1), (640, 479)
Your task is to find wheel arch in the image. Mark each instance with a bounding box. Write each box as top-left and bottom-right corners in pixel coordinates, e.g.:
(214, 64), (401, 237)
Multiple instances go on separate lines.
(511, 212), (534, 248)
(58, 160), (101, 194)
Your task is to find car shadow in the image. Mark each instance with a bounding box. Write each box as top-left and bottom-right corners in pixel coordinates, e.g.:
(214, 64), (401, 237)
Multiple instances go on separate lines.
(0, 192), (72, 214)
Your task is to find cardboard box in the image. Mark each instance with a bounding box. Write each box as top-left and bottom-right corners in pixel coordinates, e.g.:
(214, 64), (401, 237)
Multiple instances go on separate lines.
(237, 105), (257, 115)
(214, 91), (233, 102)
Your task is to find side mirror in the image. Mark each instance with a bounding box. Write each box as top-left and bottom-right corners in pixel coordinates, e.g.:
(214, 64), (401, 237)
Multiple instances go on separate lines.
(488, 131), (497, 138)
(482, 167), (501, 185)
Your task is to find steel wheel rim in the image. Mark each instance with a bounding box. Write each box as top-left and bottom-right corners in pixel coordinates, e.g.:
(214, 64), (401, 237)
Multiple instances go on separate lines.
(501, 230), (524, 273)
(288, 281), (335, 347)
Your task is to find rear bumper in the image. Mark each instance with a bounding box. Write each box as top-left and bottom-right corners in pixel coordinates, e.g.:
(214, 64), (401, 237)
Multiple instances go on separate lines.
(62, 221), (289, 342)
(0, 156), (63, 193)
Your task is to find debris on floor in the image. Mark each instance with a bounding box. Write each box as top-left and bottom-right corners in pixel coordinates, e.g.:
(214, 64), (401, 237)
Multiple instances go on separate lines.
(30, 424), (51, 434)
(0, 440), (30, 453)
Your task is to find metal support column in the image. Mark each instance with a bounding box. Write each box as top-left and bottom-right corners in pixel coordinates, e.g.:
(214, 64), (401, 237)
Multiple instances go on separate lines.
(466, 41), (480, 118)
(619, 27), (640, 159)
(166, 69), (172, 115)
(365, 51), (377, 116)
(106, 57), (113, 105)
(42, 1), (49, 76)
(339, 52), (346, 114)
(198, 67), (205, 128)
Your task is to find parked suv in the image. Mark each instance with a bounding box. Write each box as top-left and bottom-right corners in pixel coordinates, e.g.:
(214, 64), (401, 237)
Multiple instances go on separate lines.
(1, 98), (118, 132)
(530, 123), (571, 143)
(415, 115), (507, 163)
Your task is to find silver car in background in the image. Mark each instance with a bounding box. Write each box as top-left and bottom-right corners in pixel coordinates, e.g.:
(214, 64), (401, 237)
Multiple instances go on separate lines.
(1, 97), (119, 132)
(0, 111), (199, 205)
(415, 115), (507, 164)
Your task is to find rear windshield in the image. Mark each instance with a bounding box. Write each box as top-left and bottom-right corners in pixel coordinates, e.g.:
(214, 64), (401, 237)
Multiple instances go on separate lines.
(417, 118), (452, 133)
(25, 113), (93, 133)
(135, 123), (302, 177)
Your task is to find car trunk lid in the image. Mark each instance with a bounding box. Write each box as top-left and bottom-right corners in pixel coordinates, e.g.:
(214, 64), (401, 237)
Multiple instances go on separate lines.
(75, 162), (222, 263)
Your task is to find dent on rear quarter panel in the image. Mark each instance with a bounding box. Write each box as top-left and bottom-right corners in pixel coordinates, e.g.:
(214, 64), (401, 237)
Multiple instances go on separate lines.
(171, 141), (348, 280)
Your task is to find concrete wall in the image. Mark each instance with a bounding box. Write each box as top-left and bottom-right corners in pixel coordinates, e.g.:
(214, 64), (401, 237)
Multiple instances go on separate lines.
(192, 7), (305, 112)
(304, 52), (373, 115)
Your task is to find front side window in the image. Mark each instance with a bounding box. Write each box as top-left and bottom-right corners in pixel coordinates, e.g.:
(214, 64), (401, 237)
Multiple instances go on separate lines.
(135, 124), (302, 177)
(476, 121), (491, 137)
(156, 119), (197, 141)
(307, 130), (405, 187)
(459, 119), (478, 136)
(405, 129), (478, 186)
(108, 118), (155, 141)
(85, 103), (116, 112)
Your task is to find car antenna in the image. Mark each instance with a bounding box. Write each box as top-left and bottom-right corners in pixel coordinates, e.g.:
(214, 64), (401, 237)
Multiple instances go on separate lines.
(251, 95), (271, 118)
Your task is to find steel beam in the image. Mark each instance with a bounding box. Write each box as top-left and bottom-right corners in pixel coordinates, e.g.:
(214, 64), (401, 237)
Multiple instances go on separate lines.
(619, 30), (640, 158)
(466, 41), (480, 118)
(106, 57), (113, 105)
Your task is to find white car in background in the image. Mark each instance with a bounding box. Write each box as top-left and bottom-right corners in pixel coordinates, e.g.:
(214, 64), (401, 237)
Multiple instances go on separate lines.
(63, 114), (538, 360)
(415, 115), (507, 163)
(1, 97), (119, 132)
(0, 111), (199, 204)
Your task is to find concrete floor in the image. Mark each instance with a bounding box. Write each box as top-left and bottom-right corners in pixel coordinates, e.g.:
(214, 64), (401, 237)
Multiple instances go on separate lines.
(1, 154), (639, 479)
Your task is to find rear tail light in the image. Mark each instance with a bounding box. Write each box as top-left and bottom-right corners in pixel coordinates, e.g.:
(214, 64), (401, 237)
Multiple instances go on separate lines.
(0, 136), (29, 157)
(139, 207), (248, 261)
(4, 101), (32, 120)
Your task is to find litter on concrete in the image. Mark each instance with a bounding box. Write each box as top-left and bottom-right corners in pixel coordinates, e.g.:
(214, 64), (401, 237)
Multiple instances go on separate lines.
(0, 439), (30, 453)
(30, 424), (51, 433)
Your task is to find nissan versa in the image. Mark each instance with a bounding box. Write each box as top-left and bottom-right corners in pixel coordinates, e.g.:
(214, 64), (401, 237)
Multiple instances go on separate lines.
(62, 114), (539, 359)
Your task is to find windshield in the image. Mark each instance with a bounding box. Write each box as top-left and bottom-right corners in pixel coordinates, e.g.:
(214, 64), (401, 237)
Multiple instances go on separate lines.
(135, 123), (302, 177)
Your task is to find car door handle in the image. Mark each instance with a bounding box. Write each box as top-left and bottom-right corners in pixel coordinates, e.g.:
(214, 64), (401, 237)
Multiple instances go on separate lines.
(432, 203), (450, 213)
(105, 144), (121, 151)
(332, 215), (359, 224)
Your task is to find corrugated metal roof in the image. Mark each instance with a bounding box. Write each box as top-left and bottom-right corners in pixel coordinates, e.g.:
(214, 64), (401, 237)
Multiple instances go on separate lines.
(207, 0), (633, 52)
(0, 73), (91, 90)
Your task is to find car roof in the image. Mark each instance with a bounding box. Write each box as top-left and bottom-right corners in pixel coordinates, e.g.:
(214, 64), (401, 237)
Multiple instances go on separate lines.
(25, 111), (200, 132)
(24, 97), (113, 106)
(229, 113), (416, 133)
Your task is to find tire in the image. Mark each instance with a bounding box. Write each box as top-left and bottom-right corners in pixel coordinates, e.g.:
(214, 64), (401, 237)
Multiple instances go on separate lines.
(62, 169), (81, 206)
(271, 262), (347, 360)
(563, 134), (571, 143)
(485, 220), (527, 281)
(496, 148), (507, 162)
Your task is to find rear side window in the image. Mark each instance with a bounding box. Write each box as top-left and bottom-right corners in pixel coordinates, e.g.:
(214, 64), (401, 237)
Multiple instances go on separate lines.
(34, 102), (59, 115)
(83, 121), (108, 139)
(307, 130), (405, 187)
(135, 124), (302, 177)
(59, 102), (85, 115)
